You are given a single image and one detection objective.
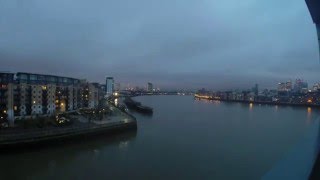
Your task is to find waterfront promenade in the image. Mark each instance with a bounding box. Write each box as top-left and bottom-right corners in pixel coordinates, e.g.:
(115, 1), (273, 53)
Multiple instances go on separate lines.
(0, 104), (137, 149)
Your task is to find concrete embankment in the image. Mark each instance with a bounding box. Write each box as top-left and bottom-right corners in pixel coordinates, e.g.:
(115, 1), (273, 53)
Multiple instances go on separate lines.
(0, 119), (137, 150)
(0, 104), (137, 150)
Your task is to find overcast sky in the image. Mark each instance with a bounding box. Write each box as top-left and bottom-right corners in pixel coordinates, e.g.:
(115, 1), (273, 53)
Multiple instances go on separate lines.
(0, 0), (319, 90)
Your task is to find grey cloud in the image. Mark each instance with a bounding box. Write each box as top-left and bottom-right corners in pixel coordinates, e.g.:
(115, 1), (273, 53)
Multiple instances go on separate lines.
(0, 0), (319, 90)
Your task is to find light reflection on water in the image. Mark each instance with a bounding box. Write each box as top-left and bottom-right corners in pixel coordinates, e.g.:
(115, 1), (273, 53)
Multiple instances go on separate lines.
(249, 103), (253, 111)
(308, 107), (312, 115)
(115, 98), (118, 106)
(307, 107), (312, 125)
(119, 141), (129, 150)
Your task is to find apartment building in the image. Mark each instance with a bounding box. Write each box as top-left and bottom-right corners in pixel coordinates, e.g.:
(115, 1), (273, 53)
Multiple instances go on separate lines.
(0, 72), (104, 125)
(0, 73), (14, 125)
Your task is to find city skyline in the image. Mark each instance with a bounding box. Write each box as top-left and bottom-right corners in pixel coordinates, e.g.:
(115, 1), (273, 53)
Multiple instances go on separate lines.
(1, 0), (319, 89)
(3, 70), (320, 91)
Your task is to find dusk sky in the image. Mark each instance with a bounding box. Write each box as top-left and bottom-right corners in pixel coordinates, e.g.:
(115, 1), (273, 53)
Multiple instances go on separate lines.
(0, 0), (319, 90)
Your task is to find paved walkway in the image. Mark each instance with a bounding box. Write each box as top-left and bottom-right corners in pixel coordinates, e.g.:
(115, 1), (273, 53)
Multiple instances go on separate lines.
(76, 106), (134, 125)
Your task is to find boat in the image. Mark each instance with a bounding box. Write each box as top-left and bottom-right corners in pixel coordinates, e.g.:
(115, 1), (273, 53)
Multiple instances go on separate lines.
(124, 97), (153, 114)
(123, 97), (141, 108)
(135, 105), (153, 114)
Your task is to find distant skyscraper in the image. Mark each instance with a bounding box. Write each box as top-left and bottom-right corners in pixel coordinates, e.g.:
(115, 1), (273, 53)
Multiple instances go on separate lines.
(277, 82), (286, 92)
(285, 81), (292, 91)
(147, 82), (153, 92)
(293, 79), (308, 93)
(252, 84), (258, 96)
(294, 79), (302, 92)
(106, 77), (114, 96)
(254, 84), (258, 96)
(313, 83), (320, 91)
(301, 82), (309, 94)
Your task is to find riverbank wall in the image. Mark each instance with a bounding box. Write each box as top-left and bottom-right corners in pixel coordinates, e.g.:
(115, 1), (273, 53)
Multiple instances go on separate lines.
(0, 119), (137, 150)
(194, 96), (320, 108)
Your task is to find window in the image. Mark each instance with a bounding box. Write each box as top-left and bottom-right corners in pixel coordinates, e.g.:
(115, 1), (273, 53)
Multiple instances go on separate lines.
(19, 74), (27, 80)
(38, 76), (45, 81)
(50, 77), (57, 82)
(30, 75), (37, 81)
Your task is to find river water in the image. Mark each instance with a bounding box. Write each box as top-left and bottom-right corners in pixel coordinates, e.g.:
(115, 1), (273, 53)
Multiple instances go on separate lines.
(0, 95), (318, 180)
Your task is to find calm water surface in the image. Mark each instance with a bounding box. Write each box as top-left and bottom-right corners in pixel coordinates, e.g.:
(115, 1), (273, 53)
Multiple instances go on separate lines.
(1, 95), (318, 180)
